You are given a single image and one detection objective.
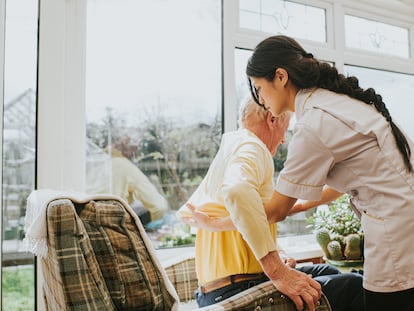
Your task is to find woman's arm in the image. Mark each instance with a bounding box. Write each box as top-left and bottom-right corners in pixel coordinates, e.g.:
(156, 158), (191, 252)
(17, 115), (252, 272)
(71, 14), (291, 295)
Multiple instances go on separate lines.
(263, 190), (297, 223)
(179, 186), (343, 231)
(288, 186), (343, 215)
(179, 190), (297, 231)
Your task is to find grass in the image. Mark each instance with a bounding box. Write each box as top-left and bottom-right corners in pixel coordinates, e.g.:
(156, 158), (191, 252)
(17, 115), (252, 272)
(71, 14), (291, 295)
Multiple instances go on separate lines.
(2, 265), (35, 311)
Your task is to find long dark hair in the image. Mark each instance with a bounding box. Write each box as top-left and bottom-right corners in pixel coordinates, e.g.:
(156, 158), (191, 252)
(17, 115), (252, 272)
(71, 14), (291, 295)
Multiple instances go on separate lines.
(246, 35), (413, 173)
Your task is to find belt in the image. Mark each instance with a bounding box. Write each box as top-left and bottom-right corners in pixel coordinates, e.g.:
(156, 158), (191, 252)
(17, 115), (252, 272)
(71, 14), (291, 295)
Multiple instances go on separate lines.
(200, 273), (266, 294)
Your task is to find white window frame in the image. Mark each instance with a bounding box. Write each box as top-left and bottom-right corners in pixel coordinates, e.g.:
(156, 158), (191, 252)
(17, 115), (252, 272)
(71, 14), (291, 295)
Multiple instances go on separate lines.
(39, 0), (414, 222)
(224, 0), (414, 94)
(32, 0), (414, 223)
(36, 1), (87, 309)
(37, 0), (87, 191)
(0, 0), (5, 308)
(223, 0), (414, 257)
(2, 0), (412, 309)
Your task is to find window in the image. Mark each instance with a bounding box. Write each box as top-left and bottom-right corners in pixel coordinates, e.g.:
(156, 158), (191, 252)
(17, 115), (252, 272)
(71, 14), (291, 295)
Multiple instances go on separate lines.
(231, 1), (414, 238)
(344, 65), (414, 139)
(85, 0), (222, 248)
(345, 15), (410, 58)
(3, 2), (414, 308)
(239, 0), (327, 42)
(2, 0), (38, 309)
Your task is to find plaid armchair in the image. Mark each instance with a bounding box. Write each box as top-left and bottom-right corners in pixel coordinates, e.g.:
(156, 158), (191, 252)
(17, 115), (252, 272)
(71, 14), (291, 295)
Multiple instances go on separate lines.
(41, 196), (179, 310)
(165, 256), (332, 311)
(38, 193), (331, 311)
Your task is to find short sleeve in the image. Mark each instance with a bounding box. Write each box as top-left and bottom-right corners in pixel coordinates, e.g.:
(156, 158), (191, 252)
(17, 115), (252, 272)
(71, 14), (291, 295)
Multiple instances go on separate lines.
(276, 123), (335, 201)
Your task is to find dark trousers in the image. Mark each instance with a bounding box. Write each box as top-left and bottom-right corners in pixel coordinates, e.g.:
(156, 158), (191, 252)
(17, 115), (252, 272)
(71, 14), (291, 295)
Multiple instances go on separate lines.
(195, 264), (364, 311)
(298, 264), (364, 311)
(364, 287), (414, 311)
(195, 274), (269, 307)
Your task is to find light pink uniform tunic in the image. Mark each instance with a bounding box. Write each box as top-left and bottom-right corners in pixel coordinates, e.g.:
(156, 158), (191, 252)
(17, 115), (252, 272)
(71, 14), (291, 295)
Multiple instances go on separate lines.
(277, 88), (414, 293)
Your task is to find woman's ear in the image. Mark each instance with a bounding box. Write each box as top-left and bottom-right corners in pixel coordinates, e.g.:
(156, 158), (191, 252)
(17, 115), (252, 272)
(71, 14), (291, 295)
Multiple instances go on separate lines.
(275, 68), (289, 86)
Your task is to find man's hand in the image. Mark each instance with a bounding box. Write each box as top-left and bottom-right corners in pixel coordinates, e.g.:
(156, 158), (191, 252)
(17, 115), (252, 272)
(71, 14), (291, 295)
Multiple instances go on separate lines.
(179, 203), (214, 230)
(260, 251), (322, 311)
(179, 203), (236, 231)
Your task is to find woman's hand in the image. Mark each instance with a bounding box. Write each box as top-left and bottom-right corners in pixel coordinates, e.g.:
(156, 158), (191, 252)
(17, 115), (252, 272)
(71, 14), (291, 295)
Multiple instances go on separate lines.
(288, 201), (308, 215)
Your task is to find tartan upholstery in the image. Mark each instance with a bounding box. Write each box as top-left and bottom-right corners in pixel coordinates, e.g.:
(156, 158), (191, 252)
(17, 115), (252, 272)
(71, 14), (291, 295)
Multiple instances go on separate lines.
(42, 195), (331, 311)
(164, 257), (198, 303)
(43, 197), (177, 311)
(164, 256), (332, 311)
(198, 280), (331, 310)
(43, 199), (115, 311)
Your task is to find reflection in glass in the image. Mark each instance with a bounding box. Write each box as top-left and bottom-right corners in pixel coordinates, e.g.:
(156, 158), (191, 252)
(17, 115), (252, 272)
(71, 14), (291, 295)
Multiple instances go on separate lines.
(85, 0), (222, 248)
(345, 15), (409, 58)
(345, 65), (414, 139)
(239, 0), (326, 42)
(2, 0), (38, 309)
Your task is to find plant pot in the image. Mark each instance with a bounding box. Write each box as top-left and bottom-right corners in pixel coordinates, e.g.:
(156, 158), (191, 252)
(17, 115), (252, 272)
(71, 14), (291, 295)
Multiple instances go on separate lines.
(323, 256), (364, 267)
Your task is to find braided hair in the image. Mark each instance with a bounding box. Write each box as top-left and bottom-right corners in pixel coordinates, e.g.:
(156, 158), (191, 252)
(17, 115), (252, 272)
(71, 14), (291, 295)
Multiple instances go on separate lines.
(246, 35), (413, 173)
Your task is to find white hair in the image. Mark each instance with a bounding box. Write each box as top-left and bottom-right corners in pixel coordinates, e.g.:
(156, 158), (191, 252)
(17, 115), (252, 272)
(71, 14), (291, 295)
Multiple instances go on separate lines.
(238, 97), (291, 128)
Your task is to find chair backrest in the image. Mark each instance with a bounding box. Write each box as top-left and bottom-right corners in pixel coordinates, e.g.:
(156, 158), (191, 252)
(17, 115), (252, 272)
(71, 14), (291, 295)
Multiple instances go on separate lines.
(42, 197), (179, 310)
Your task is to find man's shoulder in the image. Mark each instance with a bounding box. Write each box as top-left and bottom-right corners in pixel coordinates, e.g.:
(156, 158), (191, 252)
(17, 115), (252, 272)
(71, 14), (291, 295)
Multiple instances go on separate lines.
(225, 129), (266, 146)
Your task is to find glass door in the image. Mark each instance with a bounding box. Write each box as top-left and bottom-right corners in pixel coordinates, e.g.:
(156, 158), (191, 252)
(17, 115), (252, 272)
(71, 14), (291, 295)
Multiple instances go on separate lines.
(2, 0), (38, 309)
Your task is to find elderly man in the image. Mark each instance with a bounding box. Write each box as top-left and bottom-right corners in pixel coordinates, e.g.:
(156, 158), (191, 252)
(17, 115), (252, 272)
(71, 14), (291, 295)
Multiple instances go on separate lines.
(177, 98), (322, 311)
(177, 98), (364, 311)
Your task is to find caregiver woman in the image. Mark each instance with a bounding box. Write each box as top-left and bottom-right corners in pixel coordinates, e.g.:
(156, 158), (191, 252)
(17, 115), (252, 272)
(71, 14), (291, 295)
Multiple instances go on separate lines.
(247, 35), (414, 311)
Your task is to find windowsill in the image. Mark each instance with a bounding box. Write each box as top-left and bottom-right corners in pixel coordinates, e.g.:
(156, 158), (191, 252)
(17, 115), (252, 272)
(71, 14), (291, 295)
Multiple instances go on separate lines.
(277, 234), (323, 262)
(155, 234), (322, 266)
(156, 246), (195, 268)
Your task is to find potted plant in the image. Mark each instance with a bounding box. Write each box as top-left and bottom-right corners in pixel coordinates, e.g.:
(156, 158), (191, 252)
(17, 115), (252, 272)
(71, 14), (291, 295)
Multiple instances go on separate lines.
(307, 194), (364, 266)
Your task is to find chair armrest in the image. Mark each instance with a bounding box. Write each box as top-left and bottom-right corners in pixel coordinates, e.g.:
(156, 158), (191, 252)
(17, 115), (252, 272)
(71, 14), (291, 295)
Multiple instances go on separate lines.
(198, 281), (332, 311)
(164, 256), (198, 303)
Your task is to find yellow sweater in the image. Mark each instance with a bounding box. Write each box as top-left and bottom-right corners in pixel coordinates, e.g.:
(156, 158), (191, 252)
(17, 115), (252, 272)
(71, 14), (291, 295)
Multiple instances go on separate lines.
(178, 129), (277, 285)
(195, 202), (276, 284)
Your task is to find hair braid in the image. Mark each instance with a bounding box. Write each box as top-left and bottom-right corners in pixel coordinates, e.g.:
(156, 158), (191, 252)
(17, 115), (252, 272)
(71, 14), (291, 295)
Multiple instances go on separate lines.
(318, 65), (412, 173)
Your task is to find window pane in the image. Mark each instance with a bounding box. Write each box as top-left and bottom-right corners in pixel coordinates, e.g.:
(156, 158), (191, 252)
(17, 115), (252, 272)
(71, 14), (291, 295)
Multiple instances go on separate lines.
(345, 15), (410, 58)
(2, 0), (37, 309)
(85, 0), (222, 248)
(344, 65), (414, 140)
(234, 48), (310, 237)
(239, 0), (326, 42)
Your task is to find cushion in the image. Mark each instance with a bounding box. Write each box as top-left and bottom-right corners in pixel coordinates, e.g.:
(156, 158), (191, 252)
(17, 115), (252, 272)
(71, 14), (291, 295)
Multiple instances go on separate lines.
(42, 197), (178, 310)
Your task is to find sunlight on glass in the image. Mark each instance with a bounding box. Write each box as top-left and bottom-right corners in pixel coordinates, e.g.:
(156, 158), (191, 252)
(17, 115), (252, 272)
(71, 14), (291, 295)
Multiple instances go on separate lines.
(2, 0), (37, 309)
(239, 0), (326, 42)
(345, 15), (409, 58)
(345, 65), (414, 139)
(85, 0), (222, 249)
